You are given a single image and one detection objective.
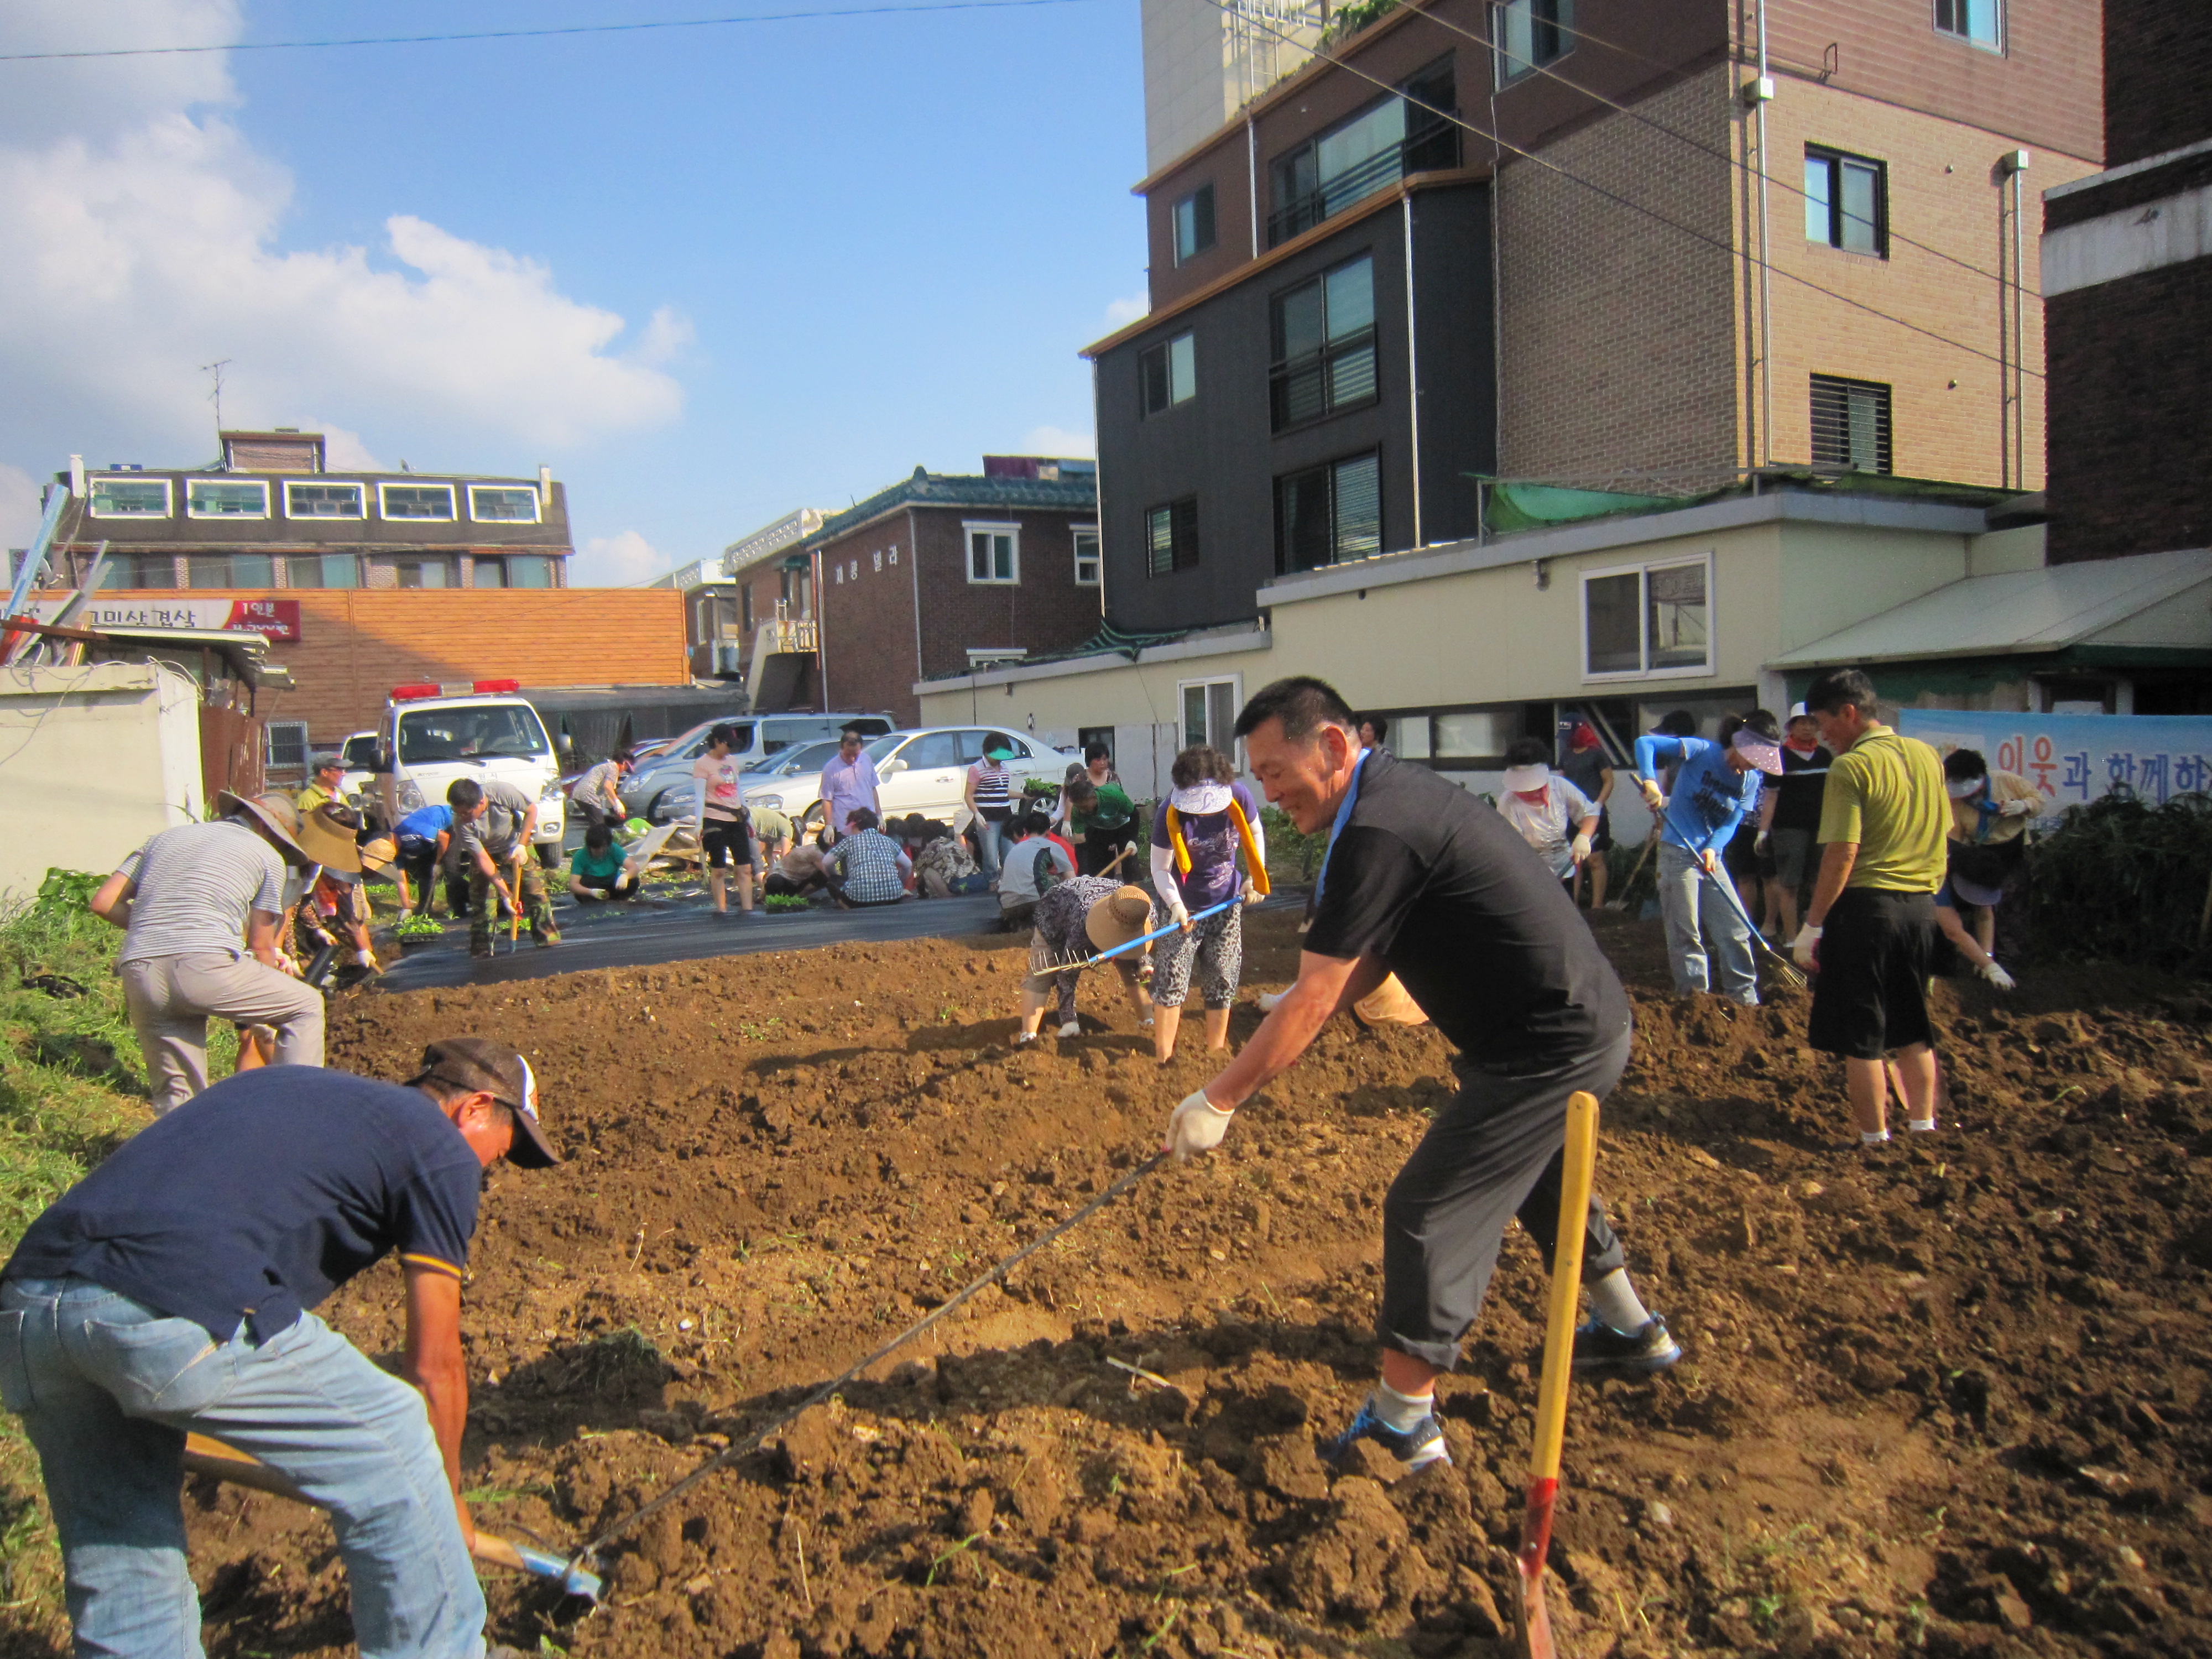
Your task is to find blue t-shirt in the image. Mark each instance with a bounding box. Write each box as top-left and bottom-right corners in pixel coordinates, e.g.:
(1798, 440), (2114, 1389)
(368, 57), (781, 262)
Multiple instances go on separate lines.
(1634, 734), (1761, 856)
(5, 1068), (483, 1342)
(396, 803), (455, 843)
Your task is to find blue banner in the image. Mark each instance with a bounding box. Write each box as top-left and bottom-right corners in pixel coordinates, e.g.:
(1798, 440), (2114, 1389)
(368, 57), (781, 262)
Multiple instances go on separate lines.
(1897, 709), (2212, 827)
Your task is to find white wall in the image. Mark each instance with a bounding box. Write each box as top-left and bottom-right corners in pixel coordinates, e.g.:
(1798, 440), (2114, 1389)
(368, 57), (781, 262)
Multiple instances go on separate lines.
(0, 661), (203, 904)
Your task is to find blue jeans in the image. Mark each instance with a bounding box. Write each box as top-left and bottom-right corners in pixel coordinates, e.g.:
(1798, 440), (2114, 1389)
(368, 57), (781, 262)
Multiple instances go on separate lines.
(0, 1277), (485, 1659)
(1656, 842), (1757, 1004)
(973, 815), (1010, 881)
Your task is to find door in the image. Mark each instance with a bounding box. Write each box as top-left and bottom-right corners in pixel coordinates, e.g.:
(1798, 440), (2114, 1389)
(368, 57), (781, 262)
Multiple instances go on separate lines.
(880, 731), (966, 818)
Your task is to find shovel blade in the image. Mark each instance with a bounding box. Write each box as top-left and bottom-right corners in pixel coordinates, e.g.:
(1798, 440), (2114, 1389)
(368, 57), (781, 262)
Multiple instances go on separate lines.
(1513, 1477), (1559, 1659)
(1514, 1566), (1556, 1659)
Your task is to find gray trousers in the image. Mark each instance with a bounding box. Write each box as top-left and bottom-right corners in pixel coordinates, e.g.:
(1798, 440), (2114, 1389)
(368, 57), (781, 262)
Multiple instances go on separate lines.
(120, 952), (325, 1114)
(1380, 1027), (1632, 1371)
(1656, 841), (1757, 1004)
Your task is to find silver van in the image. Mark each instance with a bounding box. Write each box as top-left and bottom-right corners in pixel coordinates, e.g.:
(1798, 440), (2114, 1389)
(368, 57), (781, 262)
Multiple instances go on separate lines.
(619, 712), (893, 822)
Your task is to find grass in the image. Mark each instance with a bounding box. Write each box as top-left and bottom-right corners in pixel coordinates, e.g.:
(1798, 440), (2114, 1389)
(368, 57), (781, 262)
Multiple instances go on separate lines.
(0, 872), (163, 1646)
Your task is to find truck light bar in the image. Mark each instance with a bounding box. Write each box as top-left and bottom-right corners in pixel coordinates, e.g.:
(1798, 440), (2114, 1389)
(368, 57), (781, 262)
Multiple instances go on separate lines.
(473, 678), (521, 694)
(389, 684), (442, 702)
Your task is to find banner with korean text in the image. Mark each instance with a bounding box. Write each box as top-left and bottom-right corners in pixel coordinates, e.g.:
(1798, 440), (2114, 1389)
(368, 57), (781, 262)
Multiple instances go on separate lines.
(1898, 709), (2212, 828)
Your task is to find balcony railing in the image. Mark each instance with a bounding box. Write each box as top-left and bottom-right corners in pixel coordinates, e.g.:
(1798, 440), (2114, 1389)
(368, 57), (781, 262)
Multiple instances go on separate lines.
(754, 617), (818, 656)
(1267, 109), (1459, 246)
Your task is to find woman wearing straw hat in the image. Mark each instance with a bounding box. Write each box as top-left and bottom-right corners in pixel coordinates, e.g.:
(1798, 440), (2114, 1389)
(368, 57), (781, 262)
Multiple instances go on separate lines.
(88, 791), (354, 1112)
(1014, 879), (1156, 1042)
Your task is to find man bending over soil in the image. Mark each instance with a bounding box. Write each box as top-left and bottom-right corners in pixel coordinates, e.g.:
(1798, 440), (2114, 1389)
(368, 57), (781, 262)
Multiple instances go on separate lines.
(1162, 676), (1677, 1472)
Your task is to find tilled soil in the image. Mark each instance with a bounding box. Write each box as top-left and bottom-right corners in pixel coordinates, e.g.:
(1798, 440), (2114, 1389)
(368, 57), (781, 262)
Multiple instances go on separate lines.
(69, 913), (2212, 1656)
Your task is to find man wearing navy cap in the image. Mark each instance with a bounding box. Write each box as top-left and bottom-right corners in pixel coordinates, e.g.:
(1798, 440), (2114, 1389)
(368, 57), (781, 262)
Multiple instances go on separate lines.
(0, 1039), (560, 1658)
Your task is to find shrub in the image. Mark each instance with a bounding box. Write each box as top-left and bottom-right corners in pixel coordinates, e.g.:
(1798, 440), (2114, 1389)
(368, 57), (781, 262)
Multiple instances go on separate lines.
(1261, 806), (1329, 882)
(2023, 791), (2212, 972)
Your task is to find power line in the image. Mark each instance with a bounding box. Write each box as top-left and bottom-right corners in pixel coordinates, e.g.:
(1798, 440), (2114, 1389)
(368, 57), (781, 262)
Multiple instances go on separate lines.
(0, 0), (1100, 63)
(1213, 0), (2036, 378)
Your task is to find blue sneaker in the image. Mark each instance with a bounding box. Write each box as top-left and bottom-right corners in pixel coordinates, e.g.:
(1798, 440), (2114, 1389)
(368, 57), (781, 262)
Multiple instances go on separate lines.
(1572, 1314), (1682, 1374)
(1325, 1397), (1452, 1470)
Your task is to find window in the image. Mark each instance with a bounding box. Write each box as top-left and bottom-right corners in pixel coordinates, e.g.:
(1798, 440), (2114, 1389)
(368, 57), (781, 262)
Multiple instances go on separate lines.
(379, 483), (456, 520)
(1432, 707), (1516, 763)
(1180, 677), (1241, 750)
(1072, 526), (1101, 586)
(264, 720), (309, 774)
(88, 477), (170, 518)
(1271, 254), (1378, 432)
(186, 553), (273, 588)
(1276, 451), (1382, 573)
(1146, 497), (1199, 576)
(285, 553), (358, 589)
(473, 557), (505, 589)
(508, 554), (554, 588)
(1581, 555), (1712, 679)
(1810, 374), (1893, 473)
(906, 732), (965, 769)
(286, 481), (363, 519)
(468, 484), (541, 523)
(1140, 332), (1197, 415)
(1269, 59), (1456, 244)
(187, 480), (269, 519)
(1495, 0), (1572, 83)
(965, 523), (1019, 584)
(1934, 0), (2001, 50)
(392, 556), (454, 589)
(341, 733), (380, 769)
(97, 554), (178, 589)
(1172, 183), (1216, 264)
(1804, 147), (1886, 255)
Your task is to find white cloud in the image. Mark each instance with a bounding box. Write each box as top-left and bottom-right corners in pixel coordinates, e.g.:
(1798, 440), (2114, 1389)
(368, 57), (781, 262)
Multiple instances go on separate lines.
(572, 530), (669, 588)
(1103, 293), (1150, 328)
(301, 422), (383, 473)
(0, 1), (682, 498)
(1022, 425), (1095, 458)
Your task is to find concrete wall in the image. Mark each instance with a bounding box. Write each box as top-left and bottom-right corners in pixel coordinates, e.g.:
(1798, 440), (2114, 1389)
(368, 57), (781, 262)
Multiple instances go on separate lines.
(0, 661), (202, 903)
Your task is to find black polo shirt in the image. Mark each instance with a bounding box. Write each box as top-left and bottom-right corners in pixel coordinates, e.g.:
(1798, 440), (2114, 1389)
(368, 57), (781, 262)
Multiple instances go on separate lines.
(1306, 752), (1631, 1070)
(6, 1067), (482, 1342)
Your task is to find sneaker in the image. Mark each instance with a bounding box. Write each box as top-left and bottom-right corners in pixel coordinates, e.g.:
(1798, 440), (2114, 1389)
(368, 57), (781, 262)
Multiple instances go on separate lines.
(1324, 1399), (1452, 1470)
(1571, 1314), (1682, 1375)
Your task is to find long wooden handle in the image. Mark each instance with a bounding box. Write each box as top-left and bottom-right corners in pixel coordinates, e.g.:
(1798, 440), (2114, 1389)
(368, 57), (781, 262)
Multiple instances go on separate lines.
(1528, 1091), (1600, 1484)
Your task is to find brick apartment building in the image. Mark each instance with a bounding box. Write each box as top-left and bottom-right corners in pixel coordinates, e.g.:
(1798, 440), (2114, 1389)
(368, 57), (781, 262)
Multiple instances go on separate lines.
(1092, 0), (2103, 633)
(804, 458), (1102, 726)
(24, 429), (688, 762)
(2041, 0), (2211, 565)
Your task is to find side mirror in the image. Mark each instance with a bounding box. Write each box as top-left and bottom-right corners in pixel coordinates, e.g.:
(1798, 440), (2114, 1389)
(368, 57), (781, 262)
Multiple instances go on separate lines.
(880, 758), (908, 777)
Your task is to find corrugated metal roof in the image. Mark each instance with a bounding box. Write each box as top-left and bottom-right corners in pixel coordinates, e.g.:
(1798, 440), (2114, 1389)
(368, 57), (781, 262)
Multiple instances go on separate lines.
(1768, 547), (2212, 667)
(807, 467), (1096, 546)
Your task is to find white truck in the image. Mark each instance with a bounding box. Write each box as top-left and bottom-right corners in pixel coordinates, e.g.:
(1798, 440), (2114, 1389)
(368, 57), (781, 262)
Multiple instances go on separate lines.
(372, 680), (566, 859)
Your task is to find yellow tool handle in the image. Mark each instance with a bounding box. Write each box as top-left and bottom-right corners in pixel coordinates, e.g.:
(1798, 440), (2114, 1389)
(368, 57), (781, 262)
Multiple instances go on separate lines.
(1527, 1091), (1599, 1484)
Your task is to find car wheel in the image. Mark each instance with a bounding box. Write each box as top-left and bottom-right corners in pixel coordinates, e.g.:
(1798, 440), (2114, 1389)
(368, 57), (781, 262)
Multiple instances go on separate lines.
(646, 790), (675, 825)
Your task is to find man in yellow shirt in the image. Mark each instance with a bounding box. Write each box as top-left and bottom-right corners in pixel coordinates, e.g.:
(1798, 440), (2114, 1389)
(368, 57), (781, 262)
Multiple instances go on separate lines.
(296, 753), (347, 814)
(1790, 668), (1948, 1146)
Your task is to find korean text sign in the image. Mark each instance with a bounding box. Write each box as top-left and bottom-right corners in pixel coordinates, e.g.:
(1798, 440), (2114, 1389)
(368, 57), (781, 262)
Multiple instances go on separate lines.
(1898, 709), (2212, 828)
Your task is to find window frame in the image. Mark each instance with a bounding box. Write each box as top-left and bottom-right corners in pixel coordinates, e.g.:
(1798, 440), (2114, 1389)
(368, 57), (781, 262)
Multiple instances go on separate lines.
(1274, 449), (1384, 574)
(87, 476), (173, 519)
(1932, 0), (2003, 53)
(467, 484), (543, 524)
(264, 719), (310, 775)
(1139, 331), (1197, 416)
(284, 481), (365, 520)
(285, 552), (358, 589)
(1809, 373), (1895, 475)
(1146, 497), (1200, 578)
(1171, 182), (1217, 265)
(962, 520), (1021, 586)
(377, 481), (458, 521)
(1803, 145), (1888, 257)
(185, 479), (270, 520)
(1269, 253), (1380, 434)
(1579, 550), (1716, 683)
(1493, 0), (1573, 87)
(1177, 674), (1245, 758)
(1072, 524), (1102, 587)
(389, 555), (457, 590)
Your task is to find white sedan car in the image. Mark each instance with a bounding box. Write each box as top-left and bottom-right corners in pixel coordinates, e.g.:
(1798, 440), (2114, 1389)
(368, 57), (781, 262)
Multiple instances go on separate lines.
(750, 726), (1073, 830)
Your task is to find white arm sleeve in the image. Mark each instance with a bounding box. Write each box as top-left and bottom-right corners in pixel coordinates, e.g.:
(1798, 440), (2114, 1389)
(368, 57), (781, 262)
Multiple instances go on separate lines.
(1149, 841), (1180, 897)
(1244, 807), (1266, 872)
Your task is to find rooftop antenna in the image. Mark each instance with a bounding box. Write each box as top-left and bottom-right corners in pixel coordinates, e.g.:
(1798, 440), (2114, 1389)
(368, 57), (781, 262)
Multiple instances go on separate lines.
(201, 359), (231, 436)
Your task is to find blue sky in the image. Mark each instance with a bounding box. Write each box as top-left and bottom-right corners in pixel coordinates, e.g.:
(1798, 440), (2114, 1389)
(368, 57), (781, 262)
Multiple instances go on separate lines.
(0, 0), (1149, 582)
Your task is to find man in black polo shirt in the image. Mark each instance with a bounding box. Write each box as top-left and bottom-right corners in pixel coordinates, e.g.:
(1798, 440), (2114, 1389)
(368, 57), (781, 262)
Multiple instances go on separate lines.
(0, 1039), (559, 1658)
(1161, 677), (1676, 1471)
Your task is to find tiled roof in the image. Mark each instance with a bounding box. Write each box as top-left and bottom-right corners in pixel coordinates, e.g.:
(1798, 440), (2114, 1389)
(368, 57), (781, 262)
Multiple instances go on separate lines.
(807, 467), (1096, 546)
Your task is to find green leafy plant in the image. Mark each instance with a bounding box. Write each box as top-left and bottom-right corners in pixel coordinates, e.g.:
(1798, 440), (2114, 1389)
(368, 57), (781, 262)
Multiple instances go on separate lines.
(32, 870), (102, 918)
(1260, 806), (1328, 881)
(764, 894), (811, 913)
(392, 914), (444, 939)
(2023, 790), (2212, 971)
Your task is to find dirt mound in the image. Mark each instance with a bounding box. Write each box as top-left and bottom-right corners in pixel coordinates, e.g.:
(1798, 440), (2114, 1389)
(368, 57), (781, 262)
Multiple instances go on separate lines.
(117, 915), (2212, 1655)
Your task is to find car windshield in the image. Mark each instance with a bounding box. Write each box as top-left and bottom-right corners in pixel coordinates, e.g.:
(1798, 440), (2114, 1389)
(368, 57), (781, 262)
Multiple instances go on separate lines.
(396, 703), (550, 764)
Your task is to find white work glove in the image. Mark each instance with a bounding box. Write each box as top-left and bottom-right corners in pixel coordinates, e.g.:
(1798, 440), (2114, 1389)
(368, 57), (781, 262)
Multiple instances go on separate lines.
(1754, 830), (1771, 855)
(1164, 1088), (1234, 1161)
(1978, 960), (2017, 991)
(1167, 897), (1191, 932)
(1570, 832), (1593, 865)
(1057, 1020), (1082, 1039)
(1999, 798), (2036, 817)
(1638, 778), (1665, 812)
(1791, 924), (1822, 968)
(1240, 877), (1261, 906)
(352, 948), (376, 968)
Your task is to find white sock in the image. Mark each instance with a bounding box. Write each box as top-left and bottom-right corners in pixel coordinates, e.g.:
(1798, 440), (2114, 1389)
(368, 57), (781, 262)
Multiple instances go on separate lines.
(1862, 1129), (1890, 1145)
(1373, 1381), (1433, 1432)
(1586, 1269), (1652, 1335)
(1906, 1117), (1937, 1132)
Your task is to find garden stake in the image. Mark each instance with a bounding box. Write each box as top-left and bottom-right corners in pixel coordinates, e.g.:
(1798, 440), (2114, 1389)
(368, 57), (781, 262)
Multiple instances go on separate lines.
(1514, 1089), (1599, 1659)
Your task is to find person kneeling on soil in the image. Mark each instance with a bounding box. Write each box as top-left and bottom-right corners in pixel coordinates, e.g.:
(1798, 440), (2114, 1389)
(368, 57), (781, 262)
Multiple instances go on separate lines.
(823, 808), (911, 909)
(1164, 677), (1677, 1474)
(1150, 745), (1267, 1063)
(913, 820), (984, 898)
(998, 808), (1074, 932)
(568, 825), (642, 903)
(766, 831), (833, 900)
(0, 1038), (560, 1658)
(1017, 880), (1156, 1042)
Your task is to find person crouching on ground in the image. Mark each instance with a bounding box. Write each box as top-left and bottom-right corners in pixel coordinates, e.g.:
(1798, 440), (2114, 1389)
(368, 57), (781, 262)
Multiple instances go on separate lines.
(1496, 737), (1600, 889)
(913, 820), (982, 898)
(0, 1038), (560, 1658)
(1016, 880), (1156, 1042)
(692, 723), (757, 917)
(766, 830), (833, 900)
(1163, 677), (1676, 1474)
(1941, 747), (2046, 961)
(568, 825), (642, 903)
(572, 747), (634, 831)
(998, 807), (1074, 931)
(1632, 710), (1785, 1006)
(1150, 745), (1267, 1064)
(823, 808), (910, 908)
(391, 800), (456, 919)
(448, 778), (559, 958)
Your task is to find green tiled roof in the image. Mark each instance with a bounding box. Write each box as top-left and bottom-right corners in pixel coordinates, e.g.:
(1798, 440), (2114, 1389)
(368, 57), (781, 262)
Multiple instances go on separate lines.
(807, 466), (1097, 546)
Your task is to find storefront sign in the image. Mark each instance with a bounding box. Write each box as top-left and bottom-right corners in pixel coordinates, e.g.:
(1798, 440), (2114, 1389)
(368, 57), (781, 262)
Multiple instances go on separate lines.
(31, 597), (301, 641)
(1898, 709), (2212, 826)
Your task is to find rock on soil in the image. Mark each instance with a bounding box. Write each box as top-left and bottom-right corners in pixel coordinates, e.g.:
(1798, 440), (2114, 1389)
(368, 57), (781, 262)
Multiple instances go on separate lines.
(90, 915), (2212, 1655)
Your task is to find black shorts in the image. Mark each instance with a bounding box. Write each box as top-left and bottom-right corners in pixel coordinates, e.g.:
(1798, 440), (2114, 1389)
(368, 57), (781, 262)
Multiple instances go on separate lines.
(1723, 821), (1761, 878)
(1808, 888), (1938, 1060)
(1588, 806), (1613, 854)
(702, 821), (752, 869)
